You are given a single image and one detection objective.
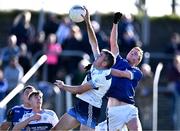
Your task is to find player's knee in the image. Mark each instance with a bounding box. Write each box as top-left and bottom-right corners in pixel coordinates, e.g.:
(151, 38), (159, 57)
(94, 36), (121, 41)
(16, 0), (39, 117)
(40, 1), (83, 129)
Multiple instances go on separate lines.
(127, 118), (142, 131)
(127, 125), (142, 131)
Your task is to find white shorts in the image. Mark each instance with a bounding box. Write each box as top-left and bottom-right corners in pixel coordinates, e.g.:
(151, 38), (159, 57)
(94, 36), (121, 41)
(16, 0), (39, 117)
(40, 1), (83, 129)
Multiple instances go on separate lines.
(95, 104), (139, 131)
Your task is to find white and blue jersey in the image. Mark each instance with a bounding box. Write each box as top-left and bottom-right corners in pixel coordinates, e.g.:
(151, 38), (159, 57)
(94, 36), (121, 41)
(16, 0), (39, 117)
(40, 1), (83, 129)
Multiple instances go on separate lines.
(76, 65), (112, 108)
(68, 65), (112, 128)
(20, 109), (59, 131)
(7, 104), (32, 128)
(106, 55), (143, 104)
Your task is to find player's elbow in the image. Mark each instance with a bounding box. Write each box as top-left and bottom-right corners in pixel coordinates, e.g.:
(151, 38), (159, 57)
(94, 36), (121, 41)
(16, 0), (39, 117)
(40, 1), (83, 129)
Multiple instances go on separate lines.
(75, 90), (85, 94)
(76, 86), (90, 94)
(70, 89), (84, 94)
(76, 92), (83, 95)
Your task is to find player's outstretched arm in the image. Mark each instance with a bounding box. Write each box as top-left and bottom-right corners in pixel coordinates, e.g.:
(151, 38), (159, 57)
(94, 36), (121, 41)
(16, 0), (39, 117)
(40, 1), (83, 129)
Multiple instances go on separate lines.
(54, 80), (92, 94)
(110, 12), (122, 57)
(111, 68), (131, 79)
(111, 67), (142, 81)
(82, 6), (100, 58)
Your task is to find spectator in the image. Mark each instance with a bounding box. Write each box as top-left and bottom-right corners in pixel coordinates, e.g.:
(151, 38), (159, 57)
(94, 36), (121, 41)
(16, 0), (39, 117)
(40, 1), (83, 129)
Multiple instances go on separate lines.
(166, 54), (180, 130)
(0, 35), (20, 68)
(118, 13), (141, 54)
(61, 24), (84, 75)
(56, 16), (73, 44)
(43, 13), (59, 38)
(0, 85), (36, 130)
(19, 43), (31, 74)
(10, 11), (35, 47)
(45, 33), (62, 82)
(135, 63), (154, 130)
(12, 90), (59, 131)
(62, 24), (83, 50)
(165, 32), (180, 55)
(55, 67), (67, 83)
(29, 31), (45, 56)
(4, 56), (24, 109)
(0, 69), (8, 124)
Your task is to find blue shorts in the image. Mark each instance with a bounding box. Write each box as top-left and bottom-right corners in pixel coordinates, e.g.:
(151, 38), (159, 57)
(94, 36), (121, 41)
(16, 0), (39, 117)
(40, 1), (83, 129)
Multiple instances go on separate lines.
(67, 98), (101, 129)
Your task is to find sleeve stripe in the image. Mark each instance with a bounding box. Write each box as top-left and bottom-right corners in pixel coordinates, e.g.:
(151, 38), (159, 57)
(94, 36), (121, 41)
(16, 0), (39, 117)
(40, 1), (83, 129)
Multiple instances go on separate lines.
(106, 74), (112, 80)
(126, 70), (134, 80)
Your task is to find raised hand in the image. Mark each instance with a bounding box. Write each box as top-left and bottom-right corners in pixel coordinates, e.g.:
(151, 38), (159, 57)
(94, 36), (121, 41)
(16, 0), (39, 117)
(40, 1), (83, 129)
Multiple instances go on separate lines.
(81, 6), (90, 23)
(113, 12), (123, 24)
(54, 80), (65, 90)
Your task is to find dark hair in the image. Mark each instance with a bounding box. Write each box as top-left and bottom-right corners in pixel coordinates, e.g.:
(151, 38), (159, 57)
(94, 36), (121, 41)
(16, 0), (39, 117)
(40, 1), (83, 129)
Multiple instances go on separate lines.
(22, 85), (35, 93)
(9, 55), (19, 61)
(28, 90), (43, 100)
(101, 49), (115, 69)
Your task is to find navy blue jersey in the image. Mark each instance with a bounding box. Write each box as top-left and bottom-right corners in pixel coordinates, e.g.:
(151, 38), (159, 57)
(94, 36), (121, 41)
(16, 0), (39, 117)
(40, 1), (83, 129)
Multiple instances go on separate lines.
(106, 55), (142, 104)
(7, 105), (32, 128)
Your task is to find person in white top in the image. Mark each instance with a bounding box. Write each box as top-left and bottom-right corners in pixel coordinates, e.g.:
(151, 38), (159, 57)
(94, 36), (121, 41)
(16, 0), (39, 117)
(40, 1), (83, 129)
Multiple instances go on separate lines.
(12, 90), (59, 131)
(53, 6), (115, 131)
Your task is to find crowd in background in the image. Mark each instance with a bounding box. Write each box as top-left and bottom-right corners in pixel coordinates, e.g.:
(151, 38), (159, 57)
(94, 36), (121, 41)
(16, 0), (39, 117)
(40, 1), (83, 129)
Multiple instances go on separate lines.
(0, 10), (180, 130)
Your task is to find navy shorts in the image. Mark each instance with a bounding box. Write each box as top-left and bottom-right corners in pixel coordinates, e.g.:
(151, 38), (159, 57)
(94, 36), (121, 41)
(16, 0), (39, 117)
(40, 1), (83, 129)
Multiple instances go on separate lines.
(67, 98), (101, 129)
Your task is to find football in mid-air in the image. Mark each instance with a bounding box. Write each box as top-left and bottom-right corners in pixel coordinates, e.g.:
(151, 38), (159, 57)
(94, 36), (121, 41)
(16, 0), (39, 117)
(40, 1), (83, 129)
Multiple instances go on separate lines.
(69, 5), (86, 23)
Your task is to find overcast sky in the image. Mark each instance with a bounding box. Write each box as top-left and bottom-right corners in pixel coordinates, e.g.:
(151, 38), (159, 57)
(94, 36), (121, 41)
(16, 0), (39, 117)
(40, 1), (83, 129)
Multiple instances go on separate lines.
(0, 0), (180, 16)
